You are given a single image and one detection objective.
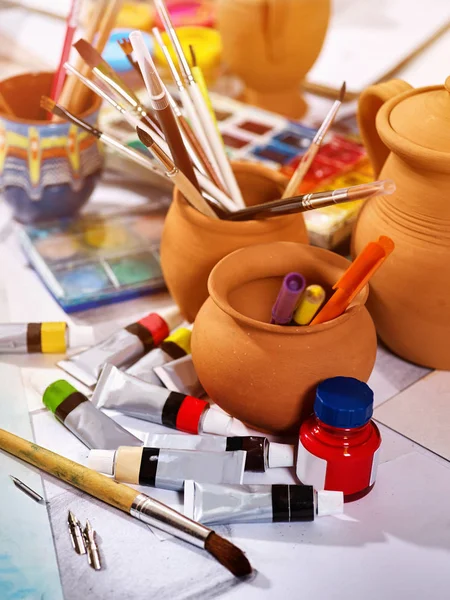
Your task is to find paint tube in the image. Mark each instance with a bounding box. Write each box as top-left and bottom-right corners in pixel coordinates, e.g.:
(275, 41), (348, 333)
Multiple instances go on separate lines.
(126, 326), (192, 386)
(0, 322), (68, 354)
(153, 354), (205, 397)
(88, 446), (247, 491)
(184, 482), (344, 525)
(43, 380), (142, 450)
(92, 363), (243, 436)
(58, 307), (181, 387)
(121, 432), (295, 472)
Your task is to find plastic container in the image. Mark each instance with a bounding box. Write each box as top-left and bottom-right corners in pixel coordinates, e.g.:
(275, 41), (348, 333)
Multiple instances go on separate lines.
(297, 376), (381, 502)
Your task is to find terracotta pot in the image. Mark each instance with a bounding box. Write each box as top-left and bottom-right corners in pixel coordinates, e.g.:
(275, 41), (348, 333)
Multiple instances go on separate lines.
(217, 0), (330, 118)
(160, 161), (308, 322)
(353, 76), (450, 369)
(191, 242), (377, 435)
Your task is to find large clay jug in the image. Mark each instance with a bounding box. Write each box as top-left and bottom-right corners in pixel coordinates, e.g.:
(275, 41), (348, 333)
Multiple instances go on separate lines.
(353, 77), (450, 369)
(217, 0), (330, 118)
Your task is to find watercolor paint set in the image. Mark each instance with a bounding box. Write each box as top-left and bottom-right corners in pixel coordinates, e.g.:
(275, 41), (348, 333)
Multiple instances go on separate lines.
(100, 92), (372, 249)
(18, 209), (166, 312)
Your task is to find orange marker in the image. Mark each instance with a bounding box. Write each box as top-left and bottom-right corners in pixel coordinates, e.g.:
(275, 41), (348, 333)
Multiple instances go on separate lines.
(311, 236), (395, 325)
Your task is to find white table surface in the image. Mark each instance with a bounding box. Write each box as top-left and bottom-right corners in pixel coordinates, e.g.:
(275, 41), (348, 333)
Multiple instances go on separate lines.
(1, 5), (450, 599)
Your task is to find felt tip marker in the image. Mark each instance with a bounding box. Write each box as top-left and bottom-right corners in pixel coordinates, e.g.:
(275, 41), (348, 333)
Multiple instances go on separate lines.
(92, 363), (244, 436)
(43, 380), (142, 450)
(88, 446), (247, 491)
(0, 322), (67, 354)
(293, 285), (326, 325)
(126, 326), (192, 386)
(184, 482), (344, 525)
(58, 307), (182, 387)
(271, 273), (306, 325)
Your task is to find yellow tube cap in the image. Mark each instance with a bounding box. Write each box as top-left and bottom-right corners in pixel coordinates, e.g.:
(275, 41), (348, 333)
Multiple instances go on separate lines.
(165, 327), (192, 355)
(293, 285), (326, 326)
(41, 322), (67, 353)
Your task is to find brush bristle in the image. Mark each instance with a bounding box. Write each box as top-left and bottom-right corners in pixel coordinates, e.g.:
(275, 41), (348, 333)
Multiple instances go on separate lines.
(118, 37), (133, 55)
(204, 532), (252, 578)
(40, 96), (56, 114)
(74, 38), (104, 69)
(136, 126), (154, 148)
(339, 81), (346, 102)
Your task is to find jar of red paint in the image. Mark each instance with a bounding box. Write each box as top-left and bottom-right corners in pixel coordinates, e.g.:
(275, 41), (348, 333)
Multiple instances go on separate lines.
(297, 377), (381, 502)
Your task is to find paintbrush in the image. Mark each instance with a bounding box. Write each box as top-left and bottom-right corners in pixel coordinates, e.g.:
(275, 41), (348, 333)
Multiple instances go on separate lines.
(282, 82), (346, 199)
(135, 126), (219, 218)
(155, 0), (245, 208)
(223, 179), (396, 221)
(63, 63), (234, 213)
(117, 37), (143, 78)
(57, 0), (106, 114)
(152, 26), (225, 193)
(129, 31), (199, 191)
(41, 96), (165, 181)
(74, 38), (164, 139)
(0, 428), (252, 578)
(41, 96), (217, 218)
(50, 0), (82, 106)
(189, 44), (219, 129)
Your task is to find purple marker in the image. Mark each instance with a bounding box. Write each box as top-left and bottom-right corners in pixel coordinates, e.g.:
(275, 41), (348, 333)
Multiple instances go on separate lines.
(271, 272), (306, 325)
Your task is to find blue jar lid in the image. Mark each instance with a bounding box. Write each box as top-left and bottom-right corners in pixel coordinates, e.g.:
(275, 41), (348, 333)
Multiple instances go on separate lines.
(314, 377), (374, 429)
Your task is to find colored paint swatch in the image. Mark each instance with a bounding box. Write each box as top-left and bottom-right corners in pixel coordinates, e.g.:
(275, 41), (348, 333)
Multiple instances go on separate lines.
(221, 133), (249, 149)
(58, 264), (111, 297)
(237, 120), (273, 135)
(109, 253), (161, 286)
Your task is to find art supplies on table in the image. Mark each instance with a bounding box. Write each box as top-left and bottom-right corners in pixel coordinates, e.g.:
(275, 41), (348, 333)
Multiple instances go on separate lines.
(43, 380), (142, 449)
(0, 428), (252, 577)
(18, 209), (167, 313)
(92, 363), (246, 436)
(100, 89), (374, 248)
(88, 445), (246, 491)
(184, 482), (344, 525)
(298, 377), (381, 502)
(58, 308), (181, 386)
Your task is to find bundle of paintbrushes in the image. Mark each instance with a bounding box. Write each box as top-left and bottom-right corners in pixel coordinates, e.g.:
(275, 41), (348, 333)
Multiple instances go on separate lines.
(40, 0), (395, 223)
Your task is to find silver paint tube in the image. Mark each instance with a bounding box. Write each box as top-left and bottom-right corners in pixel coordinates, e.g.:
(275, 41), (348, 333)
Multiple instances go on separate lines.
(184, 482), (344, 525)
(88, 446), (247, 491)
(58, 308), (181, 387)
(153, 354), (205, 397)
(0, 322), (67, 354)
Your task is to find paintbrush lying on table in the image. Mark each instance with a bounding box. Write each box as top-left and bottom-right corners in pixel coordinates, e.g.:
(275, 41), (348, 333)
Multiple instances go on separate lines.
(0, 428), (252, 578)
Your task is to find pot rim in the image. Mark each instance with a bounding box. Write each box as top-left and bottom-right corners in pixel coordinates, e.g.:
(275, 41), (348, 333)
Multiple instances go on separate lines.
(207, 241), (369, 335)
(0, 71), (102, 126)
(172, 160), (305, 233)
(376, 85), (450, 171)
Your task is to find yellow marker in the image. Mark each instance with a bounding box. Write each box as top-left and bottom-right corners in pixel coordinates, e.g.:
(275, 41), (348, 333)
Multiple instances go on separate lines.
(293, 285), (326, 326)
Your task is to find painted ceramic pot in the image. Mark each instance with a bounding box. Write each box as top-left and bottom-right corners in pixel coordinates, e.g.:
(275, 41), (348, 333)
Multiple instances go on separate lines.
(0, 72), (103, 224)
(191, 242), (377, 434)
(217, 0), (330, 118)
(160, 161), (309, 322)
(354, 76), (450, 369)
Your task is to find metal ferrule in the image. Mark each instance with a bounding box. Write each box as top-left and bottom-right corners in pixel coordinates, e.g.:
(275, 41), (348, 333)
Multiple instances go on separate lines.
(130, 493), (211, 548)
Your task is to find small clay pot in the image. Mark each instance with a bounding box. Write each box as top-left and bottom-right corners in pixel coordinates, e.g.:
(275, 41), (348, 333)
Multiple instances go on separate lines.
(191, 242), (377, 435)
(160, 162), (308, 322)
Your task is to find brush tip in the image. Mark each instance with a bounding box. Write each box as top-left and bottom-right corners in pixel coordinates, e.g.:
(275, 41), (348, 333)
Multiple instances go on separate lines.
(205, 532), (252, 578)
(136, 126), (153, 148)
(40, 95), (55, 113)
(339, 81), (346, 102)
(74, 38), (102, 68)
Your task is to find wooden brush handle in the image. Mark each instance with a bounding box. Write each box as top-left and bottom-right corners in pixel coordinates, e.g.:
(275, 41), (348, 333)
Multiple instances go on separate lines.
(0, 428), (138, 513)
(283, 143), (318, 198)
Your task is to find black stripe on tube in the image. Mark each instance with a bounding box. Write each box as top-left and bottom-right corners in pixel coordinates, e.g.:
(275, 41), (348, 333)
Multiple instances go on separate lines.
(139, 448), (160, 486)
(226, 437), (267, 472)
(161, 391), (186, 429)
(159, 340), (187, 360)
(26, 323), (42, 353)
(125, 323), (156, 352)
(271, 485), (315, 522)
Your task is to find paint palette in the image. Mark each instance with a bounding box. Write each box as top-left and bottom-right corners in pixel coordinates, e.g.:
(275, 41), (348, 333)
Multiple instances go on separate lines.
(100, 92), (372, 249)
(18, 209), (167, 312)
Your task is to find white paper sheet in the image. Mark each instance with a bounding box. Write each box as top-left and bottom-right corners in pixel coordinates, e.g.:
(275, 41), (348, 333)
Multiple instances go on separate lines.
(374, 371), (450, 461)
(309, 0), (450, 94)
